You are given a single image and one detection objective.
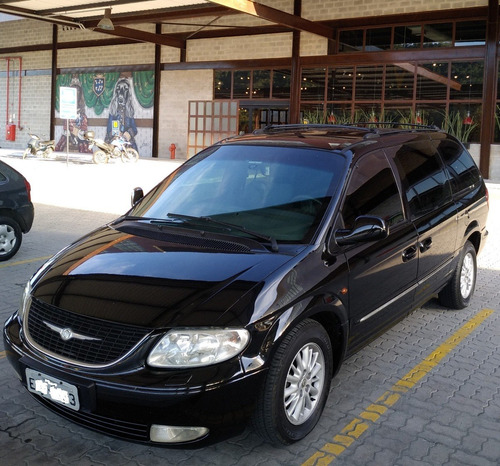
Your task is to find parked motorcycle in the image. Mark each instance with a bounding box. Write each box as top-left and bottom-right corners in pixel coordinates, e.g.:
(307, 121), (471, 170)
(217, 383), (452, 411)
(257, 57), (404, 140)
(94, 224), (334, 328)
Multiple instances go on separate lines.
(22, 133), (55, 159)
(83, 131), (139, 164)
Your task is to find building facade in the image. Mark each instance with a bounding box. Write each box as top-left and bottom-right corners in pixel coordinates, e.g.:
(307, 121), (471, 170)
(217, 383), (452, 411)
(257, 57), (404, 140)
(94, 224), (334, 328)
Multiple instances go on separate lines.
(1, 0), (499, 179)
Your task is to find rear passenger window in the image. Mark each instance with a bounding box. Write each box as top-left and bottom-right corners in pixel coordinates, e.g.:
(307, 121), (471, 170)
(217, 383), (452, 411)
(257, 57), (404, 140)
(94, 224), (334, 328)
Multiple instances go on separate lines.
(436, 138), (480, 194)
(390, 141), (452, 219)
(342, 151), (404, 229)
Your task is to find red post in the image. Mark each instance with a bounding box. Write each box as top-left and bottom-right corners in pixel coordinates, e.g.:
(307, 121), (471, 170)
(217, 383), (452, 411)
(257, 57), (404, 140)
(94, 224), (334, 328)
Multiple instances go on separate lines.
(169, 143), (176, 159)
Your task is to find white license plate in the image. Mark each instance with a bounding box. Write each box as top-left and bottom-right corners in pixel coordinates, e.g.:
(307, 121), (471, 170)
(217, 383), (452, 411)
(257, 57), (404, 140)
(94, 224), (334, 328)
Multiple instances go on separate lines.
(26, 368), (80, 411)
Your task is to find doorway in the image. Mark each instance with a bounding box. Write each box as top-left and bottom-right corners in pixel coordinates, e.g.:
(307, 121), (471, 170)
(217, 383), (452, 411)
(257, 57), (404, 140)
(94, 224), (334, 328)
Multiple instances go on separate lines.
(238, 101), (289, 133)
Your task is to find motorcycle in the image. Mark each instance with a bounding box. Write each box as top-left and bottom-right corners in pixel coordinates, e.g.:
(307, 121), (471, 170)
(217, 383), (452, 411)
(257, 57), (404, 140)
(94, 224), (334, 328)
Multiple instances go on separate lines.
(23, 133), (55, 159)
(83, 131), (139, 164)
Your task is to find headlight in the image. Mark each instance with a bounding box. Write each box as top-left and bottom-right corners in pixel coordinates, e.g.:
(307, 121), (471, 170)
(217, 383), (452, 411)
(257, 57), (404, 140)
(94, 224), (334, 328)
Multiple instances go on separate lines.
(147, 328), (250, 368)
(19, 281), (32, 321)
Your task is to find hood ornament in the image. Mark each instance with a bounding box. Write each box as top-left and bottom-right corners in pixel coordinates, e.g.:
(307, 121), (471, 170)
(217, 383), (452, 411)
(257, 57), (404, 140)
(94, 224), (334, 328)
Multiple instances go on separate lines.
(43, 321), (101, 342)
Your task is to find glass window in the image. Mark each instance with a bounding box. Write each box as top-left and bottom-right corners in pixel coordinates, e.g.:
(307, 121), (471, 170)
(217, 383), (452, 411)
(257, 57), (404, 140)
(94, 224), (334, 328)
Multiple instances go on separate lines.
(328, 67), (353, 101)
(391, 141), (452, 218)
(339, 29), (363, 52)
(342, 151), (404, 229)
(130, 145), (345, 243)
(301, 68), (326, 101)
(355, 65), (383, 100)
(394, 25), (421, 49)
(416, 62), (449, 101)
(450, 62), (484, 100)
(437, 138), (480, 193)
(455, 21), (486, 46)
(385, 65), (414, 100)
(214, 71), (231, 99)
(252, 70), (271, 98)
(366, 27), (392, 51)
(301, 104), (326, 124)
(272, 69), (291, 99)
(423, 23), (452, 48)
(326, 104), (353, 125)
(233, 70), (251, 99)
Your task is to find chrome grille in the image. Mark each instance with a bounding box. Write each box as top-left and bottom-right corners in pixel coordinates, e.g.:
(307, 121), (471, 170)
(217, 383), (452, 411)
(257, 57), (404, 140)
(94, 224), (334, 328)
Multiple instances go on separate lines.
(26, 297), (152, 366)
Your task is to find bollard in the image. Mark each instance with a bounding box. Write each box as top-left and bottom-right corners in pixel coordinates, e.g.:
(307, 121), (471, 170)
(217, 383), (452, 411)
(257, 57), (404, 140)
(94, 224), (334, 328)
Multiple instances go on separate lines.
(169, 143), (176, 159)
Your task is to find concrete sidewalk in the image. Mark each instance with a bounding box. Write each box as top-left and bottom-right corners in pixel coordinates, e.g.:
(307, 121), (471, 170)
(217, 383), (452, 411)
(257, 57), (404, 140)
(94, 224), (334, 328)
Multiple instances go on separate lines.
(0, 149), (183, 215)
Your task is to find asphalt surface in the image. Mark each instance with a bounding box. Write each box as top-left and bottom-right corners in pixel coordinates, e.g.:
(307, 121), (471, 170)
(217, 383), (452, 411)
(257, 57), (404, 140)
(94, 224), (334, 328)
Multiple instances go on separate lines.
(0, 150), (499, 465)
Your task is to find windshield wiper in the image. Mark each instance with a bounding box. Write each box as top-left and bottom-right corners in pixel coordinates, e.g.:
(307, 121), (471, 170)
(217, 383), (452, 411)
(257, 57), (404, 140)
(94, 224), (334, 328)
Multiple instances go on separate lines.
(166, 212), (278, 252)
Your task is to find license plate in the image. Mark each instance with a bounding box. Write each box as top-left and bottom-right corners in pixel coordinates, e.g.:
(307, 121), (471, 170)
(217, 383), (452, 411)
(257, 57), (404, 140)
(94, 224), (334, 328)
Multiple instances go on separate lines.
(26, 368), (80, 411)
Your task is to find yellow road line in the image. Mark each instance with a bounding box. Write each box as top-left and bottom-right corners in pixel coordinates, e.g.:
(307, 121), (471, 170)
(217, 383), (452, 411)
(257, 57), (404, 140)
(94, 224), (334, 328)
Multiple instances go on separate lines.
(302, 308), (494, 466)
(0, 351), (6, 359)
(0, 255), (51, 269)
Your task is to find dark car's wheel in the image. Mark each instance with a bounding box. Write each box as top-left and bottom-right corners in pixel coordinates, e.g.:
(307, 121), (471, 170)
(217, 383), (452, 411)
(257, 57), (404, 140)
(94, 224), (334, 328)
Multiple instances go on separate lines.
(439, 241), (477, 309)
(0, 216), (22, 261)
(252, 319), (333, 444)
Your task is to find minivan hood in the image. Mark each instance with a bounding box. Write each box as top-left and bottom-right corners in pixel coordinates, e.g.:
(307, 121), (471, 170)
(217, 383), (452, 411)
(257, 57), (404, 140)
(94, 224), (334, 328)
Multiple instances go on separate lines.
(31, 224), (297, 328)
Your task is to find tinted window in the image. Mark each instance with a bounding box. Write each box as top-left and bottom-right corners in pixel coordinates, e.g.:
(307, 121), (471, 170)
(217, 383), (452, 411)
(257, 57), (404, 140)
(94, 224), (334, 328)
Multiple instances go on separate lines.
(130, 145), (345, 243)
(436, 138), (480, 193)
(391, 141), (452, 218)
(342, 151), (404, 229)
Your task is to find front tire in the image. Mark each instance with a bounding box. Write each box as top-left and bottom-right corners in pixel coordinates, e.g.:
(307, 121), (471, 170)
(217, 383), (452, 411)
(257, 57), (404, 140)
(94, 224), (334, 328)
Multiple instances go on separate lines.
(439, 241), (477, 309)
(122, 148), (139, 163)
(22, 148), (30, 159)
(93, 150), (108, 164)
(0, 216), (22, 261)
(252, 319), (333, 444)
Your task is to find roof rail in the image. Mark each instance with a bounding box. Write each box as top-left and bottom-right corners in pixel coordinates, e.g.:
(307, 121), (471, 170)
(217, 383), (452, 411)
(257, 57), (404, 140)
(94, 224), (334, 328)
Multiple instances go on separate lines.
(255, 124), (374, 134)
(354, 121), (441, 131)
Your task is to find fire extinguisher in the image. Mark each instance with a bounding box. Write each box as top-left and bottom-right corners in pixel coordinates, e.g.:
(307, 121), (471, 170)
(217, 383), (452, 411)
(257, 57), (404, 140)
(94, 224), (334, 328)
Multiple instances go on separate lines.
(169, 143), (176, 159)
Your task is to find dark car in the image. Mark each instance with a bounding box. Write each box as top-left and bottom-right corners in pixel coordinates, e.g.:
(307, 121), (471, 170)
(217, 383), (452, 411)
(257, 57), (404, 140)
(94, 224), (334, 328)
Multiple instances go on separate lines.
(0, 159), (34, 261)
(4, 125), (488, 446)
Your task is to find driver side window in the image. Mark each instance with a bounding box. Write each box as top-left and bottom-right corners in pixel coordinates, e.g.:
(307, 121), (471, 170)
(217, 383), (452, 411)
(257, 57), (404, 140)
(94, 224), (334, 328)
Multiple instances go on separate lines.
(342, 151), (404, 229)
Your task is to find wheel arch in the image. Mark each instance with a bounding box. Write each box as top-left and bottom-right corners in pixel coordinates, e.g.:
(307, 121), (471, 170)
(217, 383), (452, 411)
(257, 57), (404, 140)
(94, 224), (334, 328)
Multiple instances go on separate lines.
(262, 297), (349, 379)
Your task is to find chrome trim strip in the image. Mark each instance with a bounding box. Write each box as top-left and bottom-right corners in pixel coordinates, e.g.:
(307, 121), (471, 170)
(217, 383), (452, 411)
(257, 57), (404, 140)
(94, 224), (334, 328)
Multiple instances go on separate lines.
(358, 258), (453, 324)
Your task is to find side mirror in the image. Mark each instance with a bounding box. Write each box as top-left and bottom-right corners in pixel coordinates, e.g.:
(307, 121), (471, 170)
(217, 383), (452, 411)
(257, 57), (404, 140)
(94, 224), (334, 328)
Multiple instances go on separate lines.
(334, 215), (388, 246)
(131, 187), (144, 206)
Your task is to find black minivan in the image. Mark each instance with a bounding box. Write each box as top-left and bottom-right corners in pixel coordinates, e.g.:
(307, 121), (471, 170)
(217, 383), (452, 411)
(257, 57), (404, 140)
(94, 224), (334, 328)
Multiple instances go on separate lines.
(4, 125), (488, 446)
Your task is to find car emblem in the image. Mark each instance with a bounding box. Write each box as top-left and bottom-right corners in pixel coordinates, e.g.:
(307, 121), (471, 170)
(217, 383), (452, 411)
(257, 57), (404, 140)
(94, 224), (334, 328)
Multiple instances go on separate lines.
(43, 321), (101, 342)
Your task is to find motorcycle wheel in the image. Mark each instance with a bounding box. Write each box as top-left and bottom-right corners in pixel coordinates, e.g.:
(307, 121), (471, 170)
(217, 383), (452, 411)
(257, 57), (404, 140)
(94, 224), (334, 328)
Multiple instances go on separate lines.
(93, 150), (108, 164)
(44, 148), (54, 158)
(122, 148), (139, 163)
(22, 148), (30, 159)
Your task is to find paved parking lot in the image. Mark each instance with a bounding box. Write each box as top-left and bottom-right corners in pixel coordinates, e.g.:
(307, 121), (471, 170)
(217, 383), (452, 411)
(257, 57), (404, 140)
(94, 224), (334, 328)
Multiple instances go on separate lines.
(1, 151), (499, 465)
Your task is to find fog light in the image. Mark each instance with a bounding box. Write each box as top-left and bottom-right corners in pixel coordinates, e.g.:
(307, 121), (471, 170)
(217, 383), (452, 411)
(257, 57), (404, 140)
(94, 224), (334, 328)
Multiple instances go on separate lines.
(150, 424), (209, 443)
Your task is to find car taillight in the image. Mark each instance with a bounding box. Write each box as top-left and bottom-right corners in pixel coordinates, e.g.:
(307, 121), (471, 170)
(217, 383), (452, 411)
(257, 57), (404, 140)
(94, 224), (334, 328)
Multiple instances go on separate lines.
(24, 179), (32, 202)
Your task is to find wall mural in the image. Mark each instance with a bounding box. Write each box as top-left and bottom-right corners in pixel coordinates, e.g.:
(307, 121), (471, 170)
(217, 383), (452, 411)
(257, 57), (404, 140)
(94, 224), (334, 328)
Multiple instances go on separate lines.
(55, 70), (154, 157)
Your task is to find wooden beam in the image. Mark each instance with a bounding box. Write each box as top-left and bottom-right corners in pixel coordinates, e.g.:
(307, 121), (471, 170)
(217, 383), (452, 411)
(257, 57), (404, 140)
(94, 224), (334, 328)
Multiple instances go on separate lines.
(94, 26), (186, 49)
(207, 0), (333, 39)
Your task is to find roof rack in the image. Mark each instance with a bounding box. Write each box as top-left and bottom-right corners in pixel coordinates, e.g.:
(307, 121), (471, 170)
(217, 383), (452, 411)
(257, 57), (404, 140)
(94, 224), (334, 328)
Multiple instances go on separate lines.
(256, 123), (440, 135)
(255, 124), (374, 134)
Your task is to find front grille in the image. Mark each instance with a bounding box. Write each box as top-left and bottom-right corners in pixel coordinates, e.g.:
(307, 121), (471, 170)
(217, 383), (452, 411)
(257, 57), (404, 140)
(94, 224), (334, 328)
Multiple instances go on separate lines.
(26, 298), (152, 366)
(34, 395), (150, 442)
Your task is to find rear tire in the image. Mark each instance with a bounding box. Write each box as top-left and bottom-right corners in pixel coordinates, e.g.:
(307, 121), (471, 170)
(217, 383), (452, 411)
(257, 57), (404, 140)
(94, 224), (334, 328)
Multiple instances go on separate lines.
(439, 241), (477, 309)
(252, 319), (332, 444)
(0, 216), (22, 261)
(122, 148), (139, 163)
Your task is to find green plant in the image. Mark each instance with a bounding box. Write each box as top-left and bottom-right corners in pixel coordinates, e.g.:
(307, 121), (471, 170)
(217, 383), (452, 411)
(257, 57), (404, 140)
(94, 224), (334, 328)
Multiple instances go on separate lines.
(442, 110), (478, 143)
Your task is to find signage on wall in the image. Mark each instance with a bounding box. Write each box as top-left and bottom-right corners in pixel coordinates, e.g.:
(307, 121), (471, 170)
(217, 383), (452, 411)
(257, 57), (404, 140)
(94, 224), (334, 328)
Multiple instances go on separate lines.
(59, 86), (78, 120)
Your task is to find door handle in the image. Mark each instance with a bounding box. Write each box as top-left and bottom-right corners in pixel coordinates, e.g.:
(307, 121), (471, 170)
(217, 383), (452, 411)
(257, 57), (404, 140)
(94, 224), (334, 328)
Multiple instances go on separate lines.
(402, 245), (417, 262)
(419, 238), (432, 253)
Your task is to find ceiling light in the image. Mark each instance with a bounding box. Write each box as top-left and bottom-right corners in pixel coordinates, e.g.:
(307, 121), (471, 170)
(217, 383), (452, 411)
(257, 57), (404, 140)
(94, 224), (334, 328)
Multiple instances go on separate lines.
(97, 8), (114, 31)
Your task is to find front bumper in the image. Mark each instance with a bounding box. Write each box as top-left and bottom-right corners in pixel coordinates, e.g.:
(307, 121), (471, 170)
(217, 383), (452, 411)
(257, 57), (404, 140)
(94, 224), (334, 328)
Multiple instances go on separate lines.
(4, 313), (266, 446)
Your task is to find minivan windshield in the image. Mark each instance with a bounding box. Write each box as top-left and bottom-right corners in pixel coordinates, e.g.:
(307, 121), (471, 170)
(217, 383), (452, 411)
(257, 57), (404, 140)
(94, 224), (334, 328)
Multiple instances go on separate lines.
(129, 144), (345, 243)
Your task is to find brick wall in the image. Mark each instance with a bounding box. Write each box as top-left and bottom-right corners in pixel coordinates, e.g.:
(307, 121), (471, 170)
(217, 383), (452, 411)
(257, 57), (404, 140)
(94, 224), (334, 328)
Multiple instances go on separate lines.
(158, 70), (213, 159)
